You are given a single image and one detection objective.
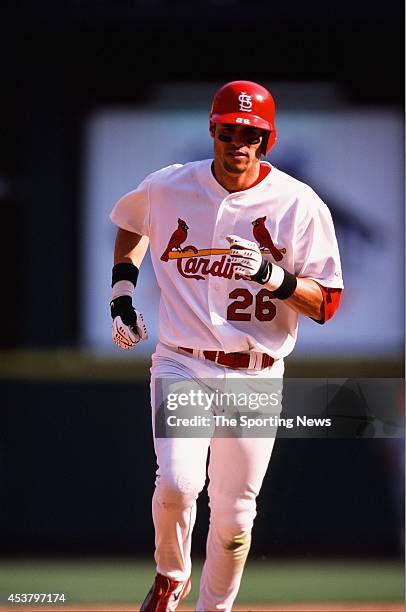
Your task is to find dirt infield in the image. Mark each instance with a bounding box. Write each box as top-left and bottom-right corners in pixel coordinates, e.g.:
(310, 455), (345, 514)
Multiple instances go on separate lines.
(0, 603), (403, 612)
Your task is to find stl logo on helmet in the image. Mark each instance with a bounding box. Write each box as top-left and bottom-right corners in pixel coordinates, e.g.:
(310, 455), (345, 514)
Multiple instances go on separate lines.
(238, 92), (253, 112)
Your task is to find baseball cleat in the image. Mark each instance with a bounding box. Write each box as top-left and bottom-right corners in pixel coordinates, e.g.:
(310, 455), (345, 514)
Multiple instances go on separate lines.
(139, 573), (191, 611)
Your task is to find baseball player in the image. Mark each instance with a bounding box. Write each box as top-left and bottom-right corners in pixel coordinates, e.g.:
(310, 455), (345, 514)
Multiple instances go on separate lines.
(109, 80), (343, 611)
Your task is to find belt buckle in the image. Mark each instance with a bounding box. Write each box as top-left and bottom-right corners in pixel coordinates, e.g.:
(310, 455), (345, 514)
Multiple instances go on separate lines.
(214, 351), (220, 364)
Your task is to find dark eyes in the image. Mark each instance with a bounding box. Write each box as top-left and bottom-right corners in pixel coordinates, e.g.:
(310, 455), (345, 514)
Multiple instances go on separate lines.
(218, 131), (261, 144)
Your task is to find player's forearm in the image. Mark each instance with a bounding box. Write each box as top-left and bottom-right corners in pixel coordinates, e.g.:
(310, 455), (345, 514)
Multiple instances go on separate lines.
(114, 228), (149, 266)
(279, 278), (323, 320)
(111, 229), (149, 350)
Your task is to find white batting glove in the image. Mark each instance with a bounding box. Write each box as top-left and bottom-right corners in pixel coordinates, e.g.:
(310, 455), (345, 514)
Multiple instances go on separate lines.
(226, 234), (263, 278)
(110, 296), (148, 350)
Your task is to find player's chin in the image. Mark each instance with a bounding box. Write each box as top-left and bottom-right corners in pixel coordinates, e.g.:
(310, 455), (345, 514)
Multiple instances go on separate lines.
(223, 158), (248, 174)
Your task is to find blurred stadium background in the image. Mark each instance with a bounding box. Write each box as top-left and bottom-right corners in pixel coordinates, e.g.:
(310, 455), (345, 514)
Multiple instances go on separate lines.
(0, 0), (404, 609)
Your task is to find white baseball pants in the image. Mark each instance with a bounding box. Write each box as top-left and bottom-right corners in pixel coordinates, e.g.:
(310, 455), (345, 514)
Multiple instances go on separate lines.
(150, 343), (284, 611)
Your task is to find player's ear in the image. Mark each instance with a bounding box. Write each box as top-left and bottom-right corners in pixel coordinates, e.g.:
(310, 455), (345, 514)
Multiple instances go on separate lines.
(209, 123), (216, 138)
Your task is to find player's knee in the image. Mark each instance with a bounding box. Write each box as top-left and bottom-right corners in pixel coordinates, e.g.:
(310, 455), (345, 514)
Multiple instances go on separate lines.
(223, 529), (252, 553)
(212, 505), (256, 549)
(155, 474), (203, 508)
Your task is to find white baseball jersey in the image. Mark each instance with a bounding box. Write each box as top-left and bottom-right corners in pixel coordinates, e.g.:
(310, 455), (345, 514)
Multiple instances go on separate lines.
(110, 159), (343, 359)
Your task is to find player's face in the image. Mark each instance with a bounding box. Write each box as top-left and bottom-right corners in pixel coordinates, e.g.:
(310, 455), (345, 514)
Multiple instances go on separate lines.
(213, 123), (264, 176)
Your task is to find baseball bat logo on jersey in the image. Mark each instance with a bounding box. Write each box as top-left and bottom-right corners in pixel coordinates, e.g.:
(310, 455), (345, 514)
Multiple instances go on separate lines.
(160, 217), (286, 281)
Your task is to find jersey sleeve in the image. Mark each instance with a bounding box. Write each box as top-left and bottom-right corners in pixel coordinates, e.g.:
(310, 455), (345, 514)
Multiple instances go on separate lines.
(109, 176), (151, 237)
(294, 191), (344, 289)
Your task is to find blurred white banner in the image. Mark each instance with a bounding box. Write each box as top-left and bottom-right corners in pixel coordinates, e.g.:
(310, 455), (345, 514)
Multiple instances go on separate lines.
(82, 100), (403, 358)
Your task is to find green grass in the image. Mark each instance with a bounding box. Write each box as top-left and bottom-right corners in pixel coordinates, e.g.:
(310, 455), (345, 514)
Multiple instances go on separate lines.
(0, 559), (403, 603)
(0, 349), (403, 381)
(237, 560), (405, 603)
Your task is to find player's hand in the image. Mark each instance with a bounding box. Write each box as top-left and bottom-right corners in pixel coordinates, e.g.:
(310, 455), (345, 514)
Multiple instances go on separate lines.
(226, 234), (263, 278)
(110, 296), (148, 350)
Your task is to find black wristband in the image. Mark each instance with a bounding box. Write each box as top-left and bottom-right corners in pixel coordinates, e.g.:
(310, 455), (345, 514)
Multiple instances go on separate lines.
(112, 262), (139, 287)
(250, 259), (273, 285)
(272, 270), (297, 300)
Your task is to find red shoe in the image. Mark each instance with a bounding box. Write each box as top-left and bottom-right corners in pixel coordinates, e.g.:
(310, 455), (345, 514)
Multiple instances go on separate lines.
(140, 573), (192, 611)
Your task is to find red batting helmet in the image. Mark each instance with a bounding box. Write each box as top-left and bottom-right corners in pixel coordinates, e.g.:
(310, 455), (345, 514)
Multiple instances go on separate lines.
(209, 80), (277, 155)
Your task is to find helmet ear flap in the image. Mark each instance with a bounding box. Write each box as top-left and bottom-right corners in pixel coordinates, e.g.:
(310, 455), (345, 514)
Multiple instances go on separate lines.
(261, 132), (269, 156)
(263, 130), (277, 155)
(264, 128), (277, 155)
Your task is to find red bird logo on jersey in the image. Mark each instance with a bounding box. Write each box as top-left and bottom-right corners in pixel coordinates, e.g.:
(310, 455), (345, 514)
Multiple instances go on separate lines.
(252, 216), (286, 262)
(160, 218), (190, 261)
